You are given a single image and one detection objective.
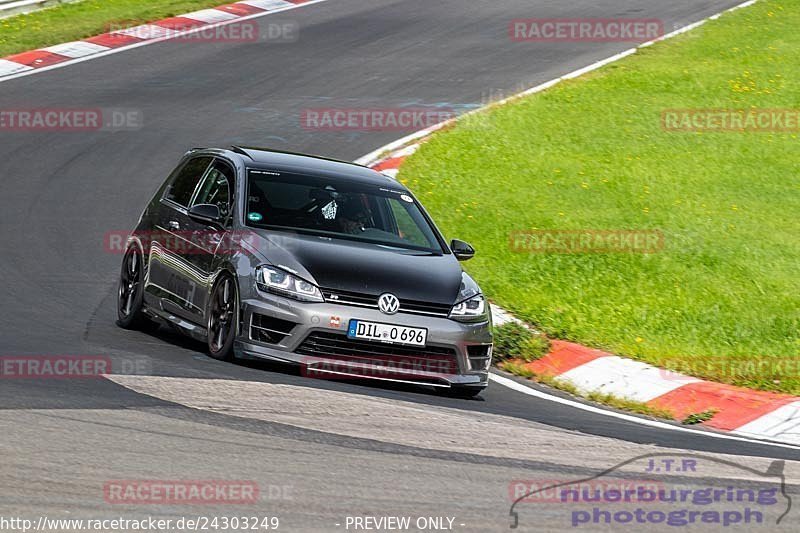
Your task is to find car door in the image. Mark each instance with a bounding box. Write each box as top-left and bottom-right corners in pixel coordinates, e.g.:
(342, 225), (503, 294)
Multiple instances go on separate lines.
(144, 155), (213, 322)
(179, 158), (237, 326)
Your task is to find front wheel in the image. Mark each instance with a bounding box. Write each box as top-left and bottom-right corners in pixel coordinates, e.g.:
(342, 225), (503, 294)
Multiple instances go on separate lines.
(207, 274), (238, 361)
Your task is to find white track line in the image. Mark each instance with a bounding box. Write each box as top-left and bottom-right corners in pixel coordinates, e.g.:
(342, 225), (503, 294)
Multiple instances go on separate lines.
(490, 373), (800, 452)
(0, 0), (333, 84)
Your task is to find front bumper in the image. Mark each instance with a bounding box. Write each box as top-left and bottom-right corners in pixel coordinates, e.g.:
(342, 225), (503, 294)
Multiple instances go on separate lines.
(233, 292), (493, 388)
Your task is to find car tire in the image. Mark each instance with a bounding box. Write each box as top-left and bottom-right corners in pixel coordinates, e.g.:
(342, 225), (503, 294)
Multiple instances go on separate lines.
(207, 273), (238, 361)
(116, 245), (158, 331)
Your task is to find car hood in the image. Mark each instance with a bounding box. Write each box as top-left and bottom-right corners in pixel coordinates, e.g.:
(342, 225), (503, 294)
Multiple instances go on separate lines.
(243, 230), (463, 305)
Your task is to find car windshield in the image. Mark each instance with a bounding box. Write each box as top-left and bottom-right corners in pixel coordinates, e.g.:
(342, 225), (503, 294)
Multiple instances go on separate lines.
(245, 169), (444, 253)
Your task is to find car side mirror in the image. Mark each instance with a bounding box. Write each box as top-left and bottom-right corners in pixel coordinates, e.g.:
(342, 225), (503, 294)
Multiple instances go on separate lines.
(188, 203), (223, 225)
(451, 239), (475, 261)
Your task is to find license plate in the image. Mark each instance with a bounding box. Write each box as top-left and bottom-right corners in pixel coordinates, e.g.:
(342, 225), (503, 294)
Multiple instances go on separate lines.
(347, 320), (427, 347)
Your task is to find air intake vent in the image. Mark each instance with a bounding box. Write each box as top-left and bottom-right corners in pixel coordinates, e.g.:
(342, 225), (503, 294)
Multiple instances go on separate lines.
(466, 344), (492, 371)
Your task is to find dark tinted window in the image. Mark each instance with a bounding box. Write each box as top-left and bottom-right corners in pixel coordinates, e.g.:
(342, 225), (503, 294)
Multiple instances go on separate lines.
(164, 156), (212, 207)
(193, 160), (235, 218)
(246, 170), (442, 253)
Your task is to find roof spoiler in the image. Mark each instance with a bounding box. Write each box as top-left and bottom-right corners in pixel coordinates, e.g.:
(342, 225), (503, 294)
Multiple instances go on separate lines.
(229, 145), (369, 168)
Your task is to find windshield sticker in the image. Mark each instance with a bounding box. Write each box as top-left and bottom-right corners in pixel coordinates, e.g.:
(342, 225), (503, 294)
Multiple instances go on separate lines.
(322, 200), (338, 220)
(400, 194), (414, 203)
(247, 212), (263, 222)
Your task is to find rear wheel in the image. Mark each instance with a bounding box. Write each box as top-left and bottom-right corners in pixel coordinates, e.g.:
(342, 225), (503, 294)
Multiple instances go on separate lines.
(208, 274), (238, 361)
(116, 246), (156, 330)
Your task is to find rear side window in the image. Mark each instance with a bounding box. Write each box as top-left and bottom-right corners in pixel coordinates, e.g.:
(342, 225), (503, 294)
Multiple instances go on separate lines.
(164, 156), (212, 207)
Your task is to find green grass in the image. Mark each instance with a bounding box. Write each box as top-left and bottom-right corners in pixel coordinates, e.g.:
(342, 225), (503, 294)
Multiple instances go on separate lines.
(499, 360), (537, 380)
(682, 409), (718, 425)
(402, 0), (800, 394)
(0, 0), (240, 56)
(584, 390), (675, 420)
(493, 322), (550, 363)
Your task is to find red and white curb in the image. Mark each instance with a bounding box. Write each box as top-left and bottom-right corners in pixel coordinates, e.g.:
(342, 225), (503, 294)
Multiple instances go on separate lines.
(358, 0), (800, 447)
(0, 0), (325, 82)
(523, 341), (799, 442)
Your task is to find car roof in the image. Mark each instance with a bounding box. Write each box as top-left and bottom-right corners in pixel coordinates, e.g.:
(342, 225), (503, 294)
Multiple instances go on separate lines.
(193, 146), (403, 188)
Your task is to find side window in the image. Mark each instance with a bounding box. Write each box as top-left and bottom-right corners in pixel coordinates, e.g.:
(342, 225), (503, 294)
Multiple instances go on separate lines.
(164, 156), (212, 207)
(192, 159), (235, 219)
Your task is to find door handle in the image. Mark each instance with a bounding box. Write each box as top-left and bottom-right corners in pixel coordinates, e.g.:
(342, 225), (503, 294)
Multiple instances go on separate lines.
(167, 220), (180, 231)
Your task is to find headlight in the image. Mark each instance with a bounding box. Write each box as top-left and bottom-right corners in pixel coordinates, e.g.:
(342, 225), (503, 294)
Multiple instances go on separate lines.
(450, 294), (487, 321)
(450, 272), (487, 321)
(256, 266), (324, 302)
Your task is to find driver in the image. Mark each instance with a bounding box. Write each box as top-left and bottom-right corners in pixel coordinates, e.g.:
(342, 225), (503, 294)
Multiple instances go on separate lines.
(338, 197), (370, 234)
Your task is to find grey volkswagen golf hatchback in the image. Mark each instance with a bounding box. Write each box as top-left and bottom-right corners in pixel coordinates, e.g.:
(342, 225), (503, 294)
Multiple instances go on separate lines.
(117, 147), (493, 396)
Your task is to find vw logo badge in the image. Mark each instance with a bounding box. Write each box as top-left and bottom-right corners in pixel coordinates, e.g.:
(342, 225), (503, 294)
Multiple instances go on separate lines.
(378, 293), (400, 315)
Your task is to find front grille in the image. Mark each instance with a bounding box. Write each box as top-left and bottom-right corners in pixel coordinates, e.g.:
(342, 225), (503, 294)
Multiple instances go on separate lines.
(250, 313), (296, 344)
(295, 332), (459, 375)
(466, 344), (492, 371)
(321, 288), (452, 318)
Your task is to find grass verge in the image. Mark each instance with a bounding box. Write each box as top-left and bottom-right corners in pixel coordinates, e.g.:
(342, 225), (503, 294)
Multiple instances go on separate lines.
(403, 0), (800, 394)
(499, 360), (676, 420)
(493, 322), (550, 362)
(682, 409), (719, 425)
(0, 0), (243, 57)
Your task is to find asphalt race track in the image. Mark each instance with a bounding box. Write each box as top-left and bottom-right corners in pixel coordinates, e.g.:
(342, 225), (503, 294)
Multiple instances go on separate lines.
(1, 0), (798, 531)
